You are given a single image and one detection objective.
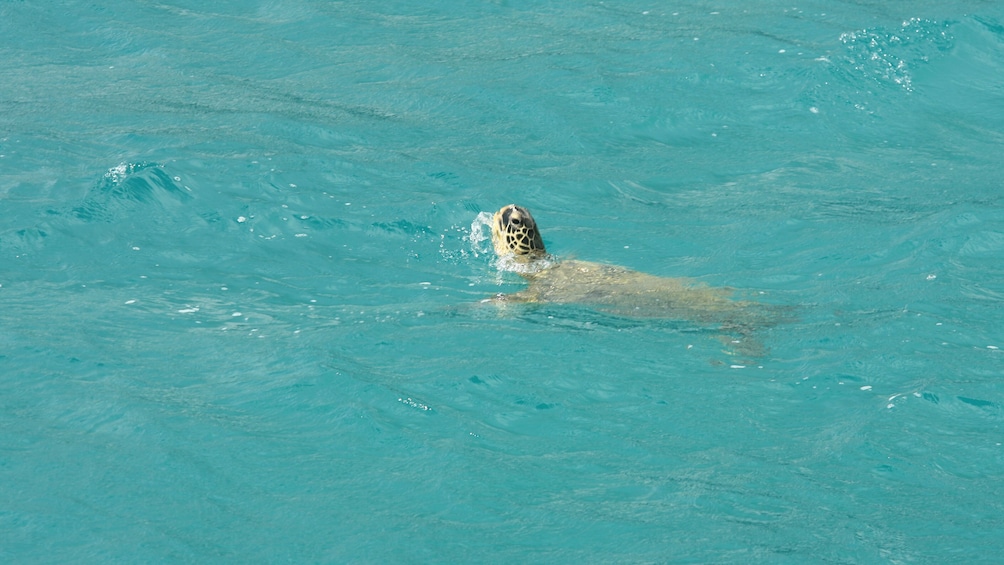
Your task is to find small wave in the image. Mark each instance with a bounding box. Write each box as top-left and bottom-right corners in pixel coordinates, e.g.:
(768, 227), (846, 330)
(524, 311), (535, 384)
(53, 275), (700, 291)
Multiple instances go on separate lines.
(838, 18), (953, 92)
(75, 162), (191, 222)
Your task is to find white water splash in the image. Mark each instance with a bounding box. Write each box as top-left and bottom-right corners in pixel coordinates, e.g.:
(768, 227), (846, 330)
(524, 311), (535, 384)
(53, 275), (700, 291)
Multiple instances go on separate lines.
(103, 162), (133, 183)
(103, 162), (153, 184)
(494, 253), (555, 275)
(468, 211), (494, 258)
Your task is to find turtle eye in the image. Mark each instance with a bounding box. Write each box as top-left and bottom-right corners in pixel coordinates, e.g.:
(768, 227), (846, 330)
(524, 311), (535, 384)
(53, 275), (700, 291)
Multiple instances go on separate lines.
(511, 217), (521, 226)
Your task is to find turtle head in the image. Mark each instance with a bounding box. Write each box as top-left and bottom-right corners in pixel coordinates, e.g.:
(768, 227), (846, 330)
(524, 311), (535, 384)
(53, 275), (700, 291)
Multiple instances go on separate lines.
(491, 204), (546, 260)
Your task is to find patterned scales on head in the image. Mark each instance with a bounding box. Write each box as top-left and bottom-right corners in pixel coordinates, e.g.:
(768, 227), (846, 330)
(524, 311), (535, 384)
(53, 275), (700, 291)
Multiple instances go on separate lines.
(491, 204), (546, 259)
(488, 204), (789, 357)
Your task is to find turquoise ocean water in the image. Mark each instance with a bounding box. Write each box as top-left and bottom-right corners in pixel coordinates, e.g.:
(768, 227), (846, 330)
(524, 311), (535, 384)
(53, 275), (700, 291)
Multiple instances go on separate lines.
(3, 1), (1004, 562)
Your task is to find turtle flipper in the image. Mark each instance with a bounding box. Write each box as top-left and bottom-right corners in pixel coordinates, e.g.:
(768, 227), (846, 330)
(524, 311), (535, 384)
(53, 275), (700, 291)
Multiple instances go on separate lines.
(483, 289), (539, 304)
(717, 331), (768, 359)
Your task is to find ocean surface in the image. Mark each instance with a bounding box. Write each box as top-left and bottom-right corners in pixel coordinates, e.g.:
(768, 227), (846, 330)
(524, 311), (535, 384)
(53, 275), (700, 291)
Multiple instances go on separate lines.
(2, 1), (1003, 562)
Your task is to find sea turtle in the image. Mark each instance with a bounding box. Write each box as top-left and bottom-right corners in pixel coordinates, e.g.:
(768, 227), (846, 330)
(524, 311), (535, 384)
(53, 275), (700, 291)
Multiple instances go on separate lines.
(487, 204), (784, 356)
